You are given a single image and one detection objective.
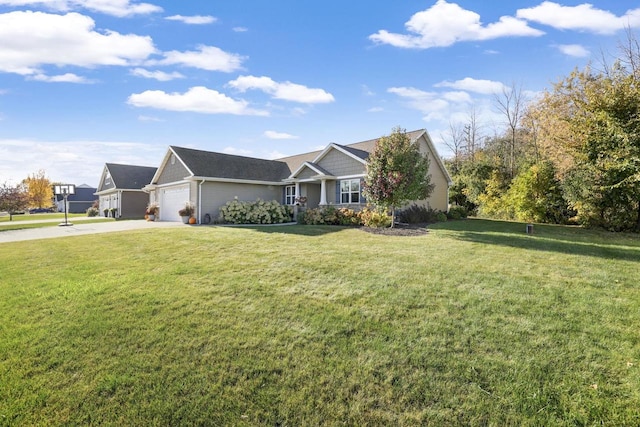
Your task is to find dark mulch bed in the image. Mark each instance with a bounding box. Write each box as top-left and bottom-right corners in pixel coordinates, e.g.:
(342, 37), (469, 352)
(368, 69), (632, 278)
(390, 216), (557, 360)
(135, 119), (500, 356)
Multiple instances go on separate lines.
(360, 222), (429, 236)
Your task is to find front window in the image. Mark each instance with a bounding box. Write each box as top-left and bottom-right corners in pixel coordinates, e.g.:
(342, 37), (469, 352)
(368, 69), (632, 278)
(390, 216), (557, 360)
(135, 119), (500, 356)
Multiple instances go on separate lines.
(340, 179), (360, 204)
(285, 185), (296, 205)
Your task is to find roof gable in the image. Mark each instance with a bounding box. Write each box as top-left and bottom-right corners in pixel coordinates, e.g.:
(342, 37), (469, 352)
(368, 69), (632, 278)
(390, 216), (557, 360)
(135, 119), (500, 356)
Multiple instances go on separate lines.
(100, 163), (156, 191)
(290, 162), (334, 179)
(311, 143), (368, 166)
(158, 146), (292, 183)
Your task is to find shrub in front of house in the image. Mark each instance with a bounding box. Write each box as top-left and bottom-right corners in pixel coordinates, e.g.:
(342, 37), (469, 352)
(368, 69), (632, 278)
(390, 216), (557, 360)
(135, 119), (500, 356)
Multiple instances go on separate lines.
(396, 204), (440, 224)
(447, 206), (468, 220)
(298, 206), (362, 226)
(337, 208), (360, 226)
(358, 206), (392, 228)
(220, 199), (293, 224)
(297, 207), (325, 225)
(86, 207), (99, 217)
(299, 206), (392, 227)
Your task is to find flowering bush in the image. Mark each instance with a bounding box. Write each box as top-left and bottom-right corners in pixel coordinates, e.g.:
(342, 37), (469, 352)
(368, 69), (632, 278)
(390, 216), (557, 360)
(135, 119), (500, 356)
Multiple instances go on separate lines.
(298, 205), (389, 227)
(86, 206), (99, 217)
(359, 206), (392, 228)
(219, 198), (293, 224)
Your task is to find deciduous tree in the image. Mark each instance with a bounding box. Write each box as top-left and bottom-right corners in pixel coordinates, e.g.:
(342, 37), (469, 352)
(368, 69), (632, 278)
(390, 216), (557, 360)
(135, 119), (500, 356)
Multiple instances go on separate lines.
(23, 169), (53, 209)
(362, 127), (434, 227)
(0, 182), (29, 220)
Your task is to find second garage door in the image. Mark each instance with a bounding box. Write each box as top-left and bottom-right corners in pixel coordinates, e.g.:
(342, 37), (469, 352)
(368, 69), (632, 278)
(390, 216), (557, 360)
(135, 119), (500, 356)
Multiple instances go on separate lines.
(159, 185), (190, 222)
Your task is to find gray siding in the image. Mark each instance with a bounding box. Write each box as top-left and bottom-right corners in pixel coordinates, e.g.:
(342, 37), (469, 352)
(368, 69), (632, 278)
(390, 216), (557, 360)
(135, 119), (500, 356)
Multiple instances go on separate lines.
(300, 183), (321, 208)
(199, 182), (283, 222)
(158, 155), (190, 184)
(99, 174), (116, 191)
(317, 149), (365, 177)
(296, 167), (317, 180)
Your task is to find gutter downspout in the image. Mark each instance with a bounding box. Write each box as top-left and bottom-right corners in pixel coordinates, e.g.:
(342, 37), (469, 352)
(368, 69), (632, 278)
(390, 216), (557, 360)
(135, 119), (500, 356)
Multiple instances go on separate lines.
(118, 190), (123, 219)
(198, 179), (205, 224)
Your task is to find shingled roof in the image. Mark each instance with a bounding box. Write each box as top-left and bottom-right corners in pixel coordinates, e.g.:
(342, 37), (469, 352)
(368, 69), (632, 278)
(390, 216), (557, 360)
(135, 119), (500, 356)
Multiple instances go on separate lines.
(171, 146), (292, 182)
(164, 129), (429, 184)
(276, 129), (426, 171)
(106, 163), (157, 190)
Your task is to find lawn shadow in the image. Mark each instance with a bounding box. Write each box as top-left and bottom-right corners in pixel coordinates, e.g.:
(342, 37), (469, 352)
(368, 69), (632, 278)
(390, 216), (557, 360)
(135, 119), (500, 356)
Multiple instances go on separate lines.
(212, 223), (349, 237)
(430, 218), (640, 262)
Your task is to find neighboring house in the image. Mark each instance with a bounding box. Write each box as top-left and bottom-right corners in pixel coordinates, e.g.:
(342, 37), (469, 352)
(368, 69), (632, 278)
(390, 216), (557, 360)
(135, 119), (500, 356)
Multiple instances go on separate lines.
(146, 129), (452, 223)
(55, 184), (97, 214)
(95, 163), (157, 219)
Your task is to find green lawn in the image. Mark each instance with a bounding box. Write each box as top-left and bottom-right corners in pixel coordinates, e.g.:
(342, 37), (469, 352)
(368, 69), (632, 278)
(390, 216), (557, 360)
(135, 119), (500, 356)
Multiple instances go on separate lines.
(0, 213), (88, 223)
(0, 219), (113, 232)
(0, 213), (112, 232)
(1, 219), (639, 425)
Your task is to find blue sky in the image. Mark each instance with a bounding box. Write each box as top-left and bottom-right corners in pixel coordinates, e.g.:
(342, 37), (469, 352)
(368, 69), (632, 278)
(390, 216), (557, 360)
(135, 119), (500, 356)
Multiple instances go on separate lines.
(1, 0), (639, 187)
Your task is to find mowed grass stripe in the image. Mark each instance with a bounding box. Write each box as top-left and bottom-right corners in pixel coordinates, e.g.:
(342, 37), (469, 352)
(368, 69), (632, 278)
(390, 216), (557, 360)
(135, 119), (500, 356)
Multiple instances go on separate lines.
(1, 220), (639, 425)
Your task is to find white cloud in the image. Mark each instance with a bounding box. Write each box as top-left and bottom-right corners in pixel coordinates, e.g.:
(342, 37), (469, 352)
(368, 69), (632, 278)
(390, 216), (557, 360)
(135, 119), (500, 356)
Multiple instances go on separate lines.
(388, 86), (451, 121)
(0, 0), (162, 17)
(368, 107), (384, 113)
(222, 146), (253, 156)
(443, 91), (473, 103)
(0, 11), (156, 75)
(130, 68), (184, 81)
(556, 44), (590, 58)
(517, 2), (640, 34)
(30, 72), (91, 83)
(228, 75), (335, 104)
(233, 27), (248, 33)
(148, 45), (245, 73)
(127, 86), (270, 116)
(361, 84), (375, 96)
(0, 138), (163, 186)
(369, 0), (543, 49)
(165, 15), (217, 25)
(388, 85), (495, 124)
(137, 115), (163, 122)
(263, 130), (298, 140)
(266, 150), (287, 160)
(435, 77), (506, 94)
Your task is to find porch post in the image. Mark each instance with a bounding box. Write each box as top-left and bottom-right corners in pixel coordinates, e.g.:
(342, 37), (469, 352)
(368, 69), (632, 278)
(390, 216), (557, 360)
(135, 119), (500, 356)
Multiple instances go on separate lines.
(293, 182), (301, 221)
(319, 179), (327, 206)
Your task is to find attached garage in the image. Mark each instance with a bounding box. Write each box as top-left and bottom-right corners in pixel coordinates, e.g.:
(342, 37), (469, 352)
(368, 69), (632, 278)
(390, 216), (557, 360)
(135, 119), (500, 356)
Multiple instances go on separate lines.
(95, 163), (157, 219)
(158, 185), (190, 222)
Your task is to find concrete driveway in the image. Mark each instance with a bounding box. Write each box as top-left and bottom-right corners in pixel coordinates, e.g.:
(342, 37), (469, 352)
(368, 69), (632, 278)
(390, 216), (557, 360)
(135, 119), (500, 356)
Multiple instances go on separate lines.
(0, 220), (181, 243)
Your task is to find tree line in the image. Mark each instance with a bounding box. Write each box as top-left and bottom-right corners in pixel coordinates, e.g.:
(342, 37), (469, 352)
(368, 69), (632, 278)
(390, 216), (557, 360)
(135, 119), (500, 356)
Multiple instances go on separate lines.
(444, 31), (640, 232)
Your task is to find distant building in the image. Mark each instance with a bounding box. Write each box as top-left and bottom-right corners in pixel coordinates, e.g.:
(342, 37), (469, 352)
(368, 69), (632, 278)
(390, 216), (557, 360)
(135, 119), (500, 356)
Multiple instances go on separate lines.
(95, 163), (157, 219)
(55, 184), (97, 214)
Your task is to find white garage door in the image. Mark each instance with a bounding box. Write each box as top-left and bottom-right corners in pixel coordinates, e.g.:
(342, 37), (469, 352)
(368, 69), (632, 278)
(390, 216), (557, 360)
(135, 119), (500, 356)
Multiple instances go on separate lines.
(159, 185), (190, 222)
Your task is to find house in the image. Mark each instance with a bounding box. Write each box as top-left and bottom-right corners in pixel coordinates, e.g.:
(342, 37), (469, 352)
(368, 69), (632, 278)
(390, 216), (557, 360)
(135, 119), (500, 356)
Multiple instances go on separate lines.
(55, 184), (97, 214)
(146, 129), (452, 223)
(95, 163), (157, 219)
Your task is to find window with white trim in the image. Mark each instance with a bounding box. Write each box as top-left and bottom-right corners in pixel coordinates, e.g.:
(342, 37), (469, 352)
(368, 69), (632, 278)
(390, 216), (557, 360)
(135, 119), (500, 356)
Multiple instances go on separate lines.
(285, 185), (296, 205)
(340, 179), (360, 204)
